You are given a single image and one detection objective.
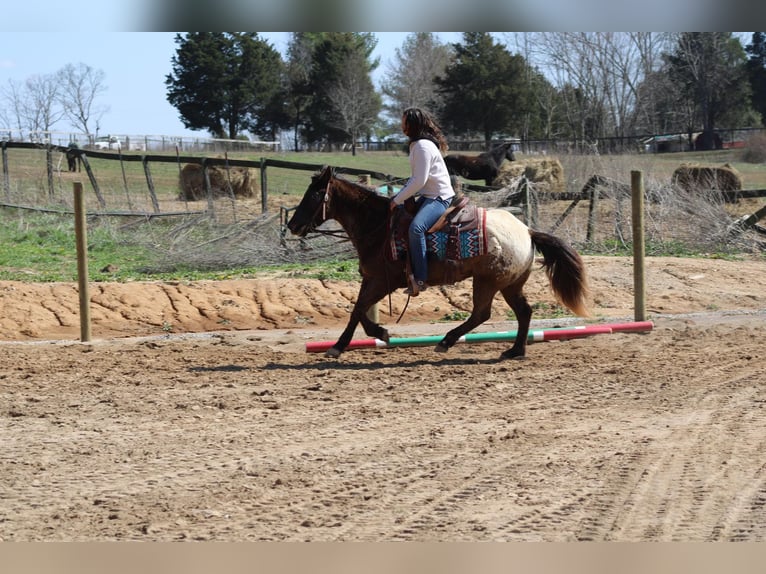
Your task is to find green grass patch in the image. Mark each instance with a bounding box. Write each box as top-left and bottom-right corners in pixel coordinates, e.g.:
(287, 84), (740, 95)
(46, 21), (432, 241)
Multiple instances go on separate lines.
(439, 310), (470, 322)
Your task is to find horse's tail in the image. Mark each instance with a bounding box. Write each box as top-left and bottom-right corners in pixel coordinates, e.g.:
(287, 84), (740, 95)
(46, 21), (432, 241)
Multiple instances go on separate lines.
(529, 230), (590, 317)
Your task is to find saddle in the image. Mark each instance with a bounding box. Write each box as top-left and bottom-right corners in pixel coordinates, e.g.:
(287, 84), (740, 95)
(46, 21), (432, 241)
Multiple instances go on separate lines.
(390, 194), (487, 283)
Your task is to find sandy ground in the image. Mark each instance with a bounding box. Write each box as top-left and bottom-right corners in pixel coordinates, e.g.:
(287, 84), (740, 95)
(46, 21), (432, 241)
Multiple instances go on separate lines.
(2, 255), (766, 541)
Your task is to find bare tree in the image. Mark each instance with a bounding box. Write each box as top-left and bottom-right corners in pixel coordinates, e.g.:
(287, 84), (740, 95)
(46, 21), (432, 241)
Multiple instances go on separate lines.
(57, 63), (108, 137)
(1, 79), (26, 134)
(380, 33), (452, 125)
(666, 32), (752, 150)
(524, 32), (668, 145)
(1, 74), (64, 140)
(327, 51), (379, 156)
(24, 74), (65, 139)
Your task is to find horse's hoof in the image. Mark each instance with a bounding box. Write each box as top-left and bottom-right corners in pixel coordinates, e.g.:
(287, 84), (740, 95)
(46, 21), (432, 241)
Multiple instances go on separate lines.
(434, 343), (449, 353)
(325, 347), (342, 359)
(379, 332), (390, 345)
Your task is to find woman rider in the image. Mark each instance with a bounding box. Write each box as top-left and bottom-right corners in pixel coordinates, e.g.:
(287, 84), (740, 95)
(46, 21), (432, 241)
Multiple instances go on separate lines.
(389, 107), (455, 296)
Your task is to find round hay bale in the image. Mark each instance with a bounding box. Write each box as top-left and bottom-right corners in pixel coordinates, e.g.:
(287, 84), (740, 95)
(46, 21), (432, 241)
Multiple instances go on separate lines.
(672, 163), (743, 193)
(493, 157), (566, 193)
(179, 163), (258, 201)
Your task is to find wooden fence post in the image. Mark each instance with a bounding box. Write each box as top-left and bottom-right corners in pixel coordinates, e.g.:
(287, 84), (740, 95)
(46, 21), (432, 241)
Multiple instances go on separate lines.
(142, 156), (161, 212)
(631, 170), (646, 322)
(78, 154), (106, 209)
(260, 157), (268, 213)
(73, 182), (92, 342)
(2, 141), (9, 199)
(587, 182), (599, 243)
(201, 158), (216, 221)
(45, 145), (54, 199)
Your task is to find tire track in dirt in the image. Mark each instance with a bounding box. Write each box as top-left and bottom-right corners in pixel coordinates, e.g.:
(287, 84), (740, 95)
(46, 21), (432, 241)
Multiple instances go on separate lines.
(573, 366), (766, 541)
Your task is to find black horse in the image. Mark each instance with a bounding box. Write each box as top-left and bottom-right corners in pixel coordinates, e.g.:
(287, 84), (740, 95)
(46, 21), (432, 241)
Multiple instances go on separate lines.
(65, 144), (81, 173)
(444, 142), (516, 186)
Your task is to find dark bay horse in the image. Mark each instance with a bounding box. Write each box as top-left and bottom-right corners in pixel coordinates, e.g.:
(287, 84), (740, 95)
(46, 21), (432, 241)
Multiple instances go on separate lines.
(444, 142), (516, 186)
(287, 166), (589, 360)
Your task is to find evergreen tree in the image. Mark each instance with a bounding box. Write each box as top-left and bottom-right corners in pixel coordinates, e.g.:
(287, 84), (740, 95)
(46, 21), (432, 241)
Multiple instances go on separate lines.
(165, 33), (285, 140)
(302, 33), (380, 149)
(745, 32), (766, 126)
(435, 33), (532, 147)
(285, 33), (317, 151)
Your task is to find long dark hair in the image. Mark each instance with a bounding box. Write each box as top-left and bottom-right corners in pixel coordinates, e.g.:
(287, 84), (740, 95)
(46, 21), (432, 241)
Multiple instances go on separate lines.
(402, 107), (448, 153)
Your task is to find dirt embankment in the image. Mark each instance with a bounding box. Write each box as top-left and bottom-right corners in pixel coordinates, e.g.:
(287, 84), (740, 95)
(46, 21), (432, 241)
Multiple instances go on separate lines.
(0, 255), (763, 342)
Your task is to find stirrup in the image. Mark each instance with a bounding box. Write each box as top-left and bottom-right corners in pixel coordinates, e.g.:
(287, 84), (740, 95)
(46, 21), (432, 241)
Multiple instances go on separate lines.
(403, 279), (427, 297)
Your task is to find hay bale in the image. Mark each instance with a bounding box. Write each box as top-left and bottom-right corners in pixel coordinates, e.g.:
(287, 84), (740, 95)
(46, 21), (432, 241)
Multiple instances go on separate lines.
(493, 157), (566, 193)
(179, 163), (257, 201)
(672, 163), (743, 193)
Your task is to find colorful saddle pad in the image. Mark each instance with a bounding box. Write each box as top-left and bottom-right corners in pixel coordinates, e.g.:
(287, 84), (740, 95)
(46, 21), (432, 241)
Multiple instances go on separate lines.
(390, 208), (487, 261)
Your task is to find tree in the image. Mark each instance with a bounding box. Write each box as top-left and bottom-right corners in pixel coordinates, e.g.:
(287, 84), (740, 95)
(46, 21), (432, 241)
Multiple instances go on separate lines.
(25, 74), (65, 138)
(57, 63), (108, 136)
(745, 32), (766, 126)
(380, 33), (452, 128)
(1, 75), (65, 140)
(436, 33), (531, 147)
(327, 50), (381, 156)
(665, 32), (753, 149)
(302, 33), (379, 149)
(285, 33), (319, 151)
(524, 32), (668, 144)
(2, 79), (31, 134)
(165, 33), (285, 140)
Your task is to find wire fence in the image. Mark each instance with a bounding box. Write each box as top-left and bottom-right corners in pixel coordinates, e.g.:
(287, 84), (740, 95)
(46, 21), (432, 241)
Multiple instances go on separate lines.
(1, 141), (764, 279)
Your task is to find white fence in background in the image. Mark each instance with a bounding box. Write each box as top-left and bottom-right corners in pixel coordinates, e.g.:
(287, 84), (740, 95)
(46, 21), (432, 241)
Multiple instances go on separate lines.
(0, 128), (280, 154)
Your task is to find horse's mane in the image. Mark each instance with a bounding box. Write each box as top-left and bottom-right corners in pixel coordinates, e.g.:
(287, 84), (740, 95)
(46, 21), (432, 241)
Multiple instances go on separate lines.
(330, 173), (390, 210)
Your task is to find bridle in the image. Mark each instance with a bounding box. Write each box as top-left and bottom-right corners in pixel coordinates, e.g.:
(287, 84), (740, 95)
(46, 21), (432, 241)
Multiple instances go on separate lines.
(304, 180), (345, 239)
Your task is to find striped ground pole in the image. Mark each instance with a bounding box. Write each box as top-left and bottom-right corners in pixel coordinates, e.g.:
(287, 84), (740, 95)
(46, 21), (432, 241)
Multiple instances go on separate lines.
(304, 321), (654, 353)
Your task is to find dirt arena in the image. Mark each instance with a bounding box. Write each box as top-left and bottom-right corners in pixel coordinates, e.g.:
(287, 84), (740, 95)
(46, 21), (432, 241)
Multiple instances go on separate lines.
(1, 255), (765, 541)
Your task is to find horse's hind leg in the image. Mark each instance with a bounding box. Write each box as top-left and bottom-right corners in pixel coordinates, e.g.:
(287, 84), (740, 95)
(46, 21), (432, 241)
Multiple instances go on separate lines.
(435, 281), (496, 353)
(499, 287), (532, 360)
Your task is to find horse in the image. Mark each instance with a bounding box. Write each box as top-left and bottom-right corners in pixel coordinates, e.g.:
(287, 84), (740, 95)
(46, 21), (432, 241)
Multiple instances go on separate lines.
(65, 145), (81, 173)
(286, 166), (589, 361)
(444, 142), (516, 186)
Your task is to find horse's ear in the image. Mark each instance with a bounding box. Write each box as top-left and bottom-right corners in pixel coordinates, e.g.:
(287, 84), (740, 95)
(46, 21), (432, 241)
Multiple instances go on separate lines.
(313, 165), (333, 184)
(318, 165), (335, 180)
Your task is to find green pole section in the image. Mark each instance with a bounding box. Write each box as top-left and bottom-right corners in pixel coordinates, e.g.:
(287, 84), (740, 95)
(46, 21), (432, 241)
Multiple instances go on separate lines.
(74, 182), (92, 342)
(386, 330), (523, 347)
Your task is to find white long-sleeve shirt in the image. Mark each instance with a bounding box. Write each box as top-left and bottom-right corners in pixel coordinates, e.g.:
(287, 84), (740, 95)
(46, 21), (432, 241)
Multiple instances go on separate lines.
(392, 139), (455, 205)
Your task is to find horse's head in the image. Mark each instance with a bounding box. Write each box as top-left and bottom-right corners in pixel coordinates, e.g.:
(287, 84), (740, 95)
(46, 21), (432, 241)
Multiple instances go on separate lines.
(504, 142), (516, 162)
(287, 165), (335, 237)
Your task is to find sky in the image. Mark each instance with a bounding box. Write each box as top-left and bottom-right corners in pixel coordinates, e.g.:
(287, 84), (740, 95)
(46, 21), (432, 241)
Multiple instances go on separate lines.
(0, 31), (464, 140)
(1, 0), (756, 140)
(0, 32), (446, 139)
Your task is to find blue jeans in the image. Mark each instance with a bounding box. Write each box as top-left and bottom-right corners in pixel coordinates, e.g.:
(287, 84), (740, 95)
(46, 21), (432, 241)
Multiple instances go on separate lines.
(408, 196), (451, 283)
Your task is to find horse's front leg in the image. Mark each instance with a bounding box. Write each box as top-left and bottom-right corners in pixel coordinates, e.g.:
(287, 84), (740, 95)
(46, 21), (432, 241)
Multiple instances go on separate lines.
(357, 278), (392, 343)
(435, 281), (496, 353)
(325, 279), (389, 358)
